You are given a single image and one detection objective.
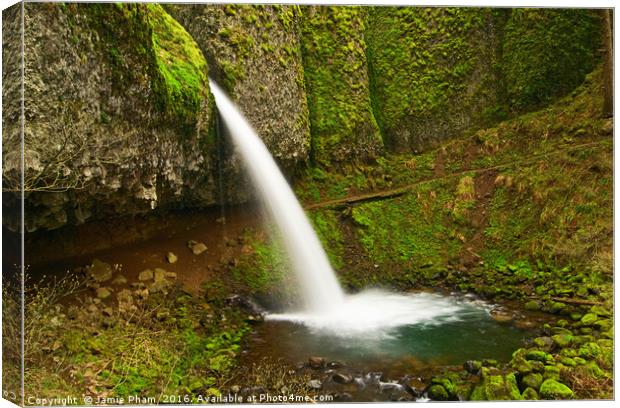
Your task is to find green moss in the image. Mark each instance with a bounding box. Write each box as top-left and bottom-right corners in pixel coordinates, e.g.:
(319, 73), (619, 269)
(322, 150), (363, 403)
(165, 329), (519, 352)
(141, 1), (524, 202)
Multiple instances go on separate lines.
(539, 379), (574, 400)
(350, 179), (461, 269)
(148, 4), (208, 121)
(502, 9), (601, 111)
(366, 7), (501, 151)
(300, 6), (383, 165)
(470, 369), (522, 400)
(308, 210), (345, 269)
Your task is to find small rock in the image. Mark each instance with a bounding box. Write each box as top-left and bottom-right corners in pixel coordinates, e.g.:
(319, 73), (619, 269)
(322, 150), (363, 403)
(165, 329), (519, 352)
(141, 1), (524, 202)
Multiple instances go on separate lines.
(189, 241), (208, 255)
(166, 252), (178, 264)
(230, 385), (240, 394)
(87, 304), (98, 313)
(154, 268), (167, 283)
(96, 287), (112, 300)
(111, 275), (128, 285)
(522, 387), (539, 400)
(102, 307), (114, 317)
(308, 356), (326, 369)
(490, 309), (514, 323)
(165, 271), (177, 279)
(139, 269), (154, 281)
(307, 379), (322, 390)
(88, 259), (113, 282)
(332, 373), (352, 384)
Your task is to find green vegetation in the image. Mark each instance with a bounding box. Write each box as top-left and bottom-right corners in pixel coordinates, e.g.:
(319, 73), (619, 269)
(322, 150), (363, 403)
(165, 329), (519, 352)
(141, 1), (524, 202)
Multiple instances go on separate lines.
(300, 6), (383, 166)
(19, 273), (249, 401)
(366, 7), (500, 151)
(148, 4), (209, 122)
(502, 9), (601, 111)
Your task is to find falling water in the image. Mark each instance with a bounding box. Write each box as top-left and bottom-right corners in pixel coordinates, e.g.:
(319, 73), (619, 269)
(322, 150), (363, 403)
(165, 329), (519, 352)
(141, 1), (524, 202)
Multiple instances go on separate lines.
(210, 80), (481, 336)
(210, 81), (345, 313)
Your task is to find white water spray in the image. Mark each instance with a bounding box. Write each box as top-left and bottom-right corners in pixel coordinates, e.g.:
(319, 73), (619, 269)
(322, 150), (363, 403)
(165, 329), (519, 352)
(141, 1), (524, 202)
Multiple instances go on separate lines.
(210, 81), (472, 335)
(210, 81), (345, 313)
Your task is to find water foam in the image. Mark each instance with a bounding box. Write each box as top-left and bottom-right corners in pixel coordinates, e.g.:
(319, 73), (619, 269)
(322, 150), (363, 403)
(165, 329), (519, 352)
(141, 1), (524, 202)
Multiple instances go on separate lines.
(267, 290), (470, 338)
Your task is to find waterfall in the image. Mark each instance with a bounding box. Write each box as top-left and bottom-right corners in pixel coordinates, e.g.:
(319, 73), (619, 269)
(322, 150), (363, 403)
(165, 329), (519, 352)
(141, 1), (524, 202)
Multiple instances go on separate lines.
(210, 80), (345, 313)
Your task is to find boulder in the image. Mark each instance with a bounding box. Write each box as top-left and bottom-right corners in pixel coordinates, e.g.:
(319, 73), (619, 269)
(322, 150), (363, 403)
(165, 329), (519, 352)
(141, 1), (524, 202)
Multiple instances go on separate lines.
(539, 379), (574, 400)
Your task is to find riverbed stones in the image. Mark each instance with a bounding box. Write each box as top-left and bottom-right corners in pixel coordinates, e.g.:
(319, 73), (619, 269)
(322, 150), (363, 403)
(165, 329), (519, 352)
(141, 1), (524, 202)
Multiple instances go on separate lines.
(89, 259), (113, 283)
(188, 240), (207, 255)
(539, 379), (574, 399)
(166, 252), (178, 264)
(96, 287), (112, 300)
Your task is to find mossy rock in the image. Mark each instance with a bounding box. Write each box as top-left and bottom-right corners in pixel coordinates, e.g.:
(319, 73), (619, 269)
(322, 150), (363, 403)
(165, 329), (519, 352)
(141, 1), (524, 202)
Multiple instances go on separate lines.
(578, 342), (602, 359)
(521, 373), (543, 390)
(539, 379), (574, 400)
(470, 370), (523, 401)
(525, 350), (551, 362)
(521, 387), (539, 400)
(580, 313), (598, 326)
(524, 300), (541, 311)
(427, 384), (450, 401)
(552, 333), (574, 348)
(559, 357), (577, 367)
(589, 305), (611, 317)
(543, 365), (561, 381)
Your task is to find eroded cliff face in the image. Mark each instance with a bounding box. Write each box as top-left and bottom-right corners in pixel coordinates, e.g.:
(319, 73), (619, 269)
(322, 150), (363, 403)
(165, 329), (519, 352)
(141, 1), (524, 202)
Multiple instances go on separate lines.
(167, 4), (311, 173)
(366, 7), (503, 153)
(2, 5), (604, 233)
(2, 3), (216, 232)
(300, 6), (383, 167)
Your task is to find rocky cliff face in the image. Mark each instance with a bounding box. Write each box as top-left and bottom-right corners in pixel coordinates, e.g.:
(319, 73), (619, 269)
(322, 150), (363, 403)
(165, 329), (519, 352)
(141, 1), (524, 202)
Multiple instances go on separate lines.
(366, 7), (503, 152)
(300, 6), (383, 167)
(167, 4), (311, 174)
(2, 4), (604, 233)
(2, 3), (216, 232)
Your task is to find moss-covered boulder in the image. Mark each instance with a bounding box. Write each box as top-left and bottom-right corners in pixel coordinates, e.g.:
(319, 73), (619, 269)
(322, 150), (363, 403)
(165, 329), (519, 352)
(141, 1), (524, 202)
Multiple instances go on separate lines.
(166, 4), (311, 180)
(539, 379), (574, 400)
(470, 369), (523, 400)
(366, 7), (503, 152)
(3, 3), (217, 232)
(300, 6), (383, 166)
(521, 372), (543, 390)
(501, 9), (601, 112)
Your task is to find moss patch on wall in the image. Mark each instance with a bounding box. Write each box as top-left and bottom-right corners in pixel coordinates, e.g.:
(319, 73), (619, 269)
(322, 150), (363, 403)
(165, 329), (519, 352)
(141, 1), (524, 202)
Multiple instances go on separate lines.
(366, 7), (503, 152)
(147, 4), (209, 122)
(300, 6), (383, 167)
(501, 9), (601, 112)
